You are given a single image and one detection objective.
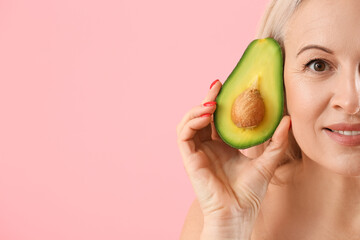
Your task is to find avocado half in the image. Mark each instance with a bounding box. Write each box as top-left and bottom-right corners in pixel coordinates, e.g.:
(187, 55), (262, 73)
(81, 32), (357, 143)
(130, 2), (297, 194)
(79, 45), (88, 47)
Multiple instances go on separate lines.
(214, 38), (284, 149)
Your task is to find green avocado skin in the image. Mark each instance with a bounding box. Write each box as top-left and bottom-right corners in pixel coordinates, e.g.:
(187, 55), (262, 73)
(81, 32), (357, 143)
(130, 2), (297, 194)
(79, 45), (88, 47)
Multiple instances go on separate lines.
(214, 38), (284, 149)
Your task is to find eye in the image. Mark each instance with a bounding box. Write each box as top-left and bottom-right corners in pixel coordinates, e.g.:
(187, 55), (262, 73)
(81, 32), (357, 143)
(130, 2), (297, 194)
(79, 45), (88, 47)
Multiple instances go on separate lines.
(305, 58), (330, 72)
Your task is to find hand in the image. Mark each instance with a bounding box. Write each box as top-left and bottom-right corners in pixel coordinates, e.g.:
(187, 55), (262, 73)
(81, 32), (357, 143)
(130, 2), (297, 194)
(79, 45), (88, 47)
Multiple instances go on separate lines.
(176, 80), (291, 239)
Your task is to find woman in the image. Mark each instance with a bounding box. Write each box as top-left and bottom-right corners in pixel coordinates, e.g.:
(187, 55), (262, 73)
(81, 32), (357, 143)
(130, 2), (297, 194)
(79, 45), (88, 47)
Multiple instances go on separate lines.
(177, 0), (360, 239)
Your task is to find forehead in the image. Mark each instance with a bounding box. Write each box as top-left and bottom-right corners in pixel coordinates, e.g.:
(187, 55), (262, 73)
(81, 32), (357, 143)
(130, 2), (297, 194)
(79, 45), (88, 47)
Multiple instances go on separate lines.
(284, 0), (360, 54)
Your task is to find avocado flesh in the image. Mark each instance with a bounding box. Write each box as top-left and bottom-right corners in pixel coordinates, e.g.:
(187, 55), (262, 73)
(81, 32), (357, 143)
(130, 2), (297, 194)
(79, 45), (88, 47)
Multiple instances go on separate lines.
(214, 38), (284, 149)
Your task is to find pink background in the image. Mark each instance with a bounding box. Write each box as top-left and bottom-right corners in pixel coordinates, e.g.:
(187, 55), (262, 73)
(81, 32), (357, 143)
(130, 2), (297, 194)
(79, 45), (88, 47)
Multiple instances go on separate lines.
(0, 0), (268, 239)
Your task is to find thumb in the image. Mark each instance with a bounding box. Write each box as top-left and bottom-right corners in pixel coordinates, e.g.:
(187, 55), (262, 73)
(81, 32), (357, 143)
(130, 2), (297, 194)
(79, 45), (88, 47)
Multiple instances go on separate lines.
(254, 115), (291, 181)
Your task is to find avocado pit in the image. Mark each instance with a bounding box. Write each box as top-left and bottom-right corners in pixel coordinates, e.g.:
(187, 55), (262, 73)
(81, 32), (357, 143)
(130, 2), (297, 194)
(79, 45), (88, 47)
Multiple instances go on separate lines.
(231, 88), (265, 128)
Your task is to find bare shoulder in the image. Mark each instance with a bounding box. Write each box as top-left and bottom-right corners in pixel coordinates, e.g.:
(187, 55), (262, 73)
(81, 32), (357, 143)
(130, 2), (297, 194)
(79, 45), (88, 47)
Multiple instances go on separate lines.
(180, 198), (204, 240)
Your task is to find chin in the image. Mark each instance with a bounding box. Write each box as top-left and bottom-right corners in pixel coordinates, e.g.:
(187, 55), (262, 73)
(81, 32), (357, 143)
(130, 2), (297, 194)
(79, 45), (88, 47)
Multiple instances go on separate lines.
(325, 153), (360, 177)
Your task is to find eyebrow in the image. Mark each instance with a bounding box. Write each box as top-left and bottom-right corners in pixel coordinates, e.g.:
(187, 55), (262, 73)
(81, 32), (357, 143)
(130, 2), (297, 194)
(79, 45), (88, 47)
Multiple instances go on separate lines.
(296, 44), (334, 57)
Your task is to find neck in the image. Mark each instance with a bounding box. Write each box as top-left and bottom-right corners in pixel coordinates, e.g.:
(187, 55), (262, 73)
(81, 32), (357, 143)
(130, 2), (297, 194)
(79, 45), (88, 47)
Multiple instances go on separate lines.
(293, 154), (360, 230)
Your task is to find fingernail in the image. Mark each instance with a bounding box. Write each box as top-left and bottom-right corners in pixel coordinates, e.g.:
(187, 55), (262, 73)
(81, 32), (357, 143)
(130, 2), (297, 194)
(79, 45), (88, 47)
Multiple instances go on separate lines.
(203, 101), (216, 107)
(200, 113), (211, 118)
(210, 79), (220, 89)
(289, 119), (292, 130)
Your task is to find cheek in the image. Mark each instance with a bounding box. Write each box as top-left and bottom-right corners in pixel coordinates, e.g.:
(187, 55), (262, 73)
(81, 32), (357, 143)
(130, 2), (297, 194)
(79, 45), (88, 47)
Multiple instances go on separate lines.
(284, 73), (331, 155)
(284, 68), (333, 123)
(285, 79), (320, 122)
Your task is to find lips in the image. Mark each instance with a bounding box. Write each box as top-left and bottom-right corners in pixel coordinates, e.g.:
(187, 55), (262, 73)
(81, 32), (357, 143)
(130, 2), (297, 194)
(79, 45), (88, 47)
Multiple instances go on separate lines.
(327, 130), (360, 135)
(324, 123), (360, 146)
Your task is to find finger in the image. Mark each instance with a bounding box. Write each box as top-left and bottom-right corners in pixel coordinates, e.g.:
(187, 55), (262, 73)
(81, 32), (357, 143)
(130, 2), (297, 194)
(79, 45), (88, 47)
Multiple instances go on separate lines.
(210, 120), (222, 140)
(204, 80), (222, 141)
(252, 116), (291, 182)
(176, 102), (217, 136)
(177, 114), (212, 156)
(177, 80), (222, 136)
(240, 140), (270, 159)
(179, 114), (213, 142)
(202, 80), (222, 104)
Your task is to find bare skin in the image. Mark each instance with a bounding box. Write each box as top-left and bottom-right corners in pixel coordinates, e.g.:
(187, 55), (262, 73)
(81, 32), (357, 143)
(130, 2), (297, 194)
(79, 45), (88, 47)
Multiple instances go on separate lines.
(177, 79), (291, 240)
(179, 0), (360, 239)
(254, 0), (360, 238)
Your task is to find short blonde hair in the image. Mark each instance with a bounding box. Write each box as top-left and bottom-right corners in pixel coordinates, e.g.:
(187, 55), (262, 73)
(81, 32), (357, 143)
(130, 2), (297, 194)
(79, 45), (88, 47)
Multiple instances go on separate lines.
(256, 0), (303, 164)
(256, 0), (302, 51)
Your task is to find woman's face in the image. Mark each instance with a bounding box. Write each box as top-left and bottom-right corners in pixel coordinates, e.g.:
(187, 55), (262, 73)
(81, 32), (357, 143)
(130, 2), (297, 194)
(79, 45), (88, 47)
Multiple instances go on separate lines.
(284, 0), (360, 175)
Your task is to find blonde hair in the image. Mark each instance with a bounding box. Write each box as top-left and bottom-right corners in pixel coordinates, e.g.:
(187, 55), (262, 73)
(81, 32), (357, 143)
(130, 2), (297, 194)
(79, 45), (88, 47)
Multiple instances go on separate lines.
(256, 0), (302, 52)
(256, 0), (304, 164)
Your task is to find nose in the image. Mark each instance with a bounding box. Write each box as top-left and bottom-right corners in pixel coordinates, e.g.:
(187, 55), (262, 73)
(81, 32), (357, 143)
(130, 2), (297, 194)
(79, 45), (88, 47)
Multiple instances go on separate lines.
(331, 66), (360, 115)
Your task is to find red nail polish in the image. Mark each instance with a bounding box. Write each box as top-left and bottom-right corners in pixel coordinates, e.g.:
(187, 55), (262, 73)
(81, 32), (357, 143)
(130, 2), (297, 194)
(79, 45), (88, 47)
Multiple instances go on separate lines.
(200, 113), (211, 118)
(289, 119), (292, 130)
(210, 79), (220, 89)
(203, 101), (216, 107)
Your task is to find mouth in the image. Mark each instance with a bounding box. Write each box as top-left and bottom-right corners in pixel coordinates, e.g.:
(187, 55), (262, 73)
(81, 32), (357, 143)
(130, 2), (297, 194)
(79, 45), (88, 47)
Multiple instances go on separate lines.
(324, 124), (360, 146)
(324, 128), (360, 136)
